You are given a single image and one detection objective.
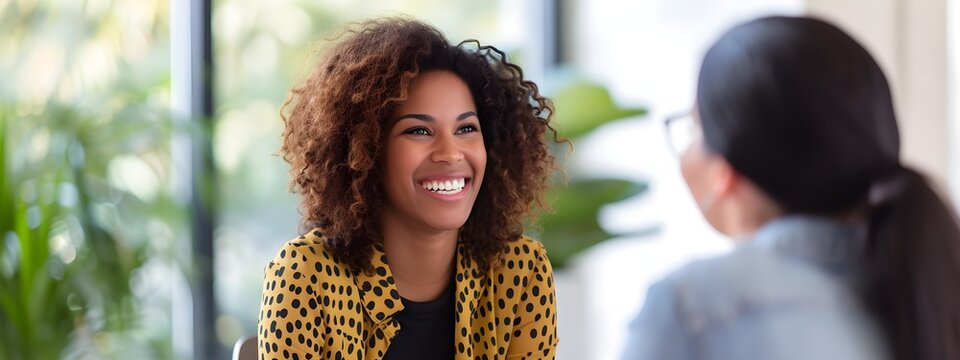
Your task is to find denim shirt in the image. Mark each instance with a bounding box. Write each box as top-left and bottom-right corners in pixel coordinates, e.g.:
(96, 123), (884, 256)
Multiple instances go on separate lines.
(622, 216), (889, 360)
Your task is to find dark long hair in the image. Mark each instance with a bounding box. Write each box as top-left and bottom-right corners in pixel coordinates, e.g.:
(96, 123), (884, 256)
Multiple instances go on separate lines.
(696, 16), (960, 360)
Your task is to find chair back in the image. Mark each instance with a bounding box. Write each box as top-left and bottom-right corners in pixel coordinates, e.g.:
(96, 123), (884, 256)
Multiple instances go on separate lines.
(232, 336), (257, 360)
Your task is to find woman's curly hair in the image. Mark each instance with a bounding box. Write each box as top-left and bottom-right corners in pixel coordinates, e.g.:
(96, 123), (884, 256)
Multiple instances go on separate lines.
(279, 17), (561, 273)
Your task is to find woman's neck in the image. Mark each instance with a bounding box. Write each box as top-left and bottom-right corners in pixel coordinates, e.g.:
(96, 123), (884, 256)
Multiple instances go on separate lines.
(380, 212), (458, 302)
(720, 192), (784, 242)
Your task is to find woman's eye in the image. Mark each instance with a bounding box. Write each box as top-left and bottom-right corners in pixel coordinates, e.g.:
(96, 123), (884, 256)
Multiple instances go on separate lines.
(404, 127), (431, 136)
(455, 125), (478, 134)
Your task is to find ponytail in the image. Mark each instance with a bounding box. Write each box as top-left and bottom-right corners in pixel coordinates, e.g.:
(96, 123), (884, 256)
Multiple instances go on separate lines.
(863, 166), (960, 360)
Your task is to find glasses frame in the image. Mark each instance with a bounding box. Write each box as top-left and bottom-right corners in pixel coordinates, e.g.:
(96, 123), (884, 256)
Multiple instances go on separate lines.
(663, 111), (698, 157)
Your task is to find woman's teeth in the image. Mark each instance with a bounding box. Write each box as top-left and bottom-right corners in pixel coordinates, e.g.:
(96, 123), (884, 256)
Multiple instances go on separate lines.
(421, 178), (466, 195)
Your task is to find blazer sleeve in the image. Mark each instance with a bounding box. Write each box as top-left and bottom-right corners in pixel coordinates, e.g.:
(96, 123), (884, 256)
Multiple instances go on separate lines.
(506, 241), (559, 359)
(621, 281), (693, 360)
(258, 242), (325, 359)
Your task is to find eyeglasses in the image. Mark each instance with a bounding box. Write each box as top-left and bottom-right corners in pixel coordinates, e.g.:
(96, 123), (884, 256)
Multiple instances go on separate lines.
(663, 111), (700, 157)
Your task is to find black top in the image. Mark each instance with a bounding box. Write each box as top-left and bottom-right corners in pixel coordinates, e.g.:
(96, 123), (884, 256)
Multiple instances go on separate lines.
(382, 280), (456, 360)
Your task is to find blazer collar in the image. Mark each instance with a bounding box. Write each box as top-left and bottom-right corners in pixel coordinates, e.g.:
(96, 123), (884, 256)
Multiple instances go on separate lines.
(354, 242), (404, 325)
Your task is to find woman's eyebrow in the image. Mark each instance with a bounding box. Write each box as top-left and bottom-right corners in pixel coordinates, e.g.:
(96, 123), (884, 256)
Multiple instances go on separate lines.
(395, 113), (434, 122)
(457, 111), (478, 121)
(395, 111), (478, 122)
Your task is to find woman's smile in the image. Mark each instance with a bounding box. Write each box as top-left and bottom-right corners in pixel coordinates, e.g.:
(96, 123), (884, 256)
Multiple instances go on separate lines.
(417, 175), (473, 201)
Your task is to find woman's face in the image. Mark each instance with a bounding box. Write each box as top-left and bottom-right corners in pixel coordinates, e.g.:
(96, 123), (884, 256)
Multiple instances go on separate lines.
(680, 108), (725, 231)
(382, 70), (487, 233)
(681, 107), (783, 237)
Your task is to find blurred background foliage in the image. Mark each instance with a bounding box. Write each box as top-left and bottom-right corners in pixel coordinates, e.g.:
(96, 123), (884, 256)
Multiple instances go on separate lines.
(1, 0), (178, 359)
(534, 79), (649, 268)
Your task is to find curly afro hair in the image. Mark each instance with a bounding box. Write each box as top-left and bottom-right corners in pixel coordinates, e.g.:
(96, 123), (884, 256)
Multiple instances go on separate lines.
(279, 17), (561, 273)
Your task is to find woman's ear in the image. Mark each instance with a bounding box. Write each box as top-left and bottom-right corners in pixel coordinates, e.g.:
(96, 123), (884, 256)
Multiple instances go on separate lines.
(706, 156), (741, 203)
(694, 156), (739, 236)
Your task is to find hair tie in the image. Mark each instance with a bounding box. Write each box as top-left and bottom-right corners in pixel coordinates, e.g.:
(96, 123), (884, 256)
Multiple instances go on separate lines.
(868, 166), (908, 208)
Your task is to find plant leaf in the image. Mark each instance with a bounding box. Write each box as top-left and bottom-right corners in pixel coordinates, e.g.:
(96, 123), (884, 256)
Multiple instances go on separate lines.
(551, 81), (647, 139)
(534, 178), (647, 267)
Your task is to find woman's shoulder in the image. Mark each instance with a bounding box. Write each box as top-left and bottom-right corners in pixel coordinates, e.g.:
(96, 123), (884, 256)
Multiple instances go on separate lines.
(654, 246), (861, 332)
(493, 236), (553, 276)
(267, 229), (348, 276)
(502, 235), (549, 261)
(630, 249), (886, 360)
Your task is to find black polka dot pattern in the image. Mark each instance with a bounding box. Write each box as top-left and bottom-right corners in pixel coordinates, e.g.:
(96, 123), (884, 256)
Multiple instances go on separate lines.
(258, 230), (559, 359)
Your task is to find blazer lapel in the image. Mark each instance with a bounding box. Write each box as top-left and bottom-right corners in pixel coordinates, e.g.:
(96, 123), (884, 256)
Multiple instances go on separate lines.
(354, 243), (403, 358)
(454, 242), (488, 359)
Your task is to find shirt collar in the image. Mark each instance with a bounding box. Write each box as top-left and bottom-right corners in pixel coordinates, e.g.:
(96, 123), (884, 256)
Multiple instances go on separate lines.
(749, 215), (867, 271)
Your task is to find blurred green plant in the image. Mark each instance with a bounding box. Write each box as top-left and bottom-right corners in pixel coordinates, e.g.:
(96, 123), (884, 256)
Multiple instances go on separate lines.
(0, 1), (177, 359)
(0, 101), (177, 359)
(0, 111), (70, 360)
(533, 79), (651, 268)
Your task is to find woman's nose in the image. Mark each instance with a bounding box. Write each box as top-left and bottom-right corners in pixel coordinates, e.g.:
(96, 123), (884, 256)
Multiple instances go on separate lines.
(430, 133), (464, 164)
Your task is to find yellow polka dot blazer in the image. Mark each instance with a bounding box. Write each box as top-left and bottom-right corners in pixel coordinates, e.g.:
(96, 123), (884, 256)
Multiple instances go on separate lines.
(258, 230), (559, 360)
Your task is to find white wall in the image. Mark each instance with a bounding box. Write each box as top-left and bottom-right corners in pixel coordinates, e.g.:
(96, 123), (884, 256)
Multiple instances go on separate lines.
(950, 0), (960, 209)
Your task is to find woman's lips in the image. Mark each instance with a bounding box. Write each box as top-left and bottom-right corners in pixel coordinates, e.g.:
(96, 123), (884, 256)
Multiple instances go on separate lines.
(417, 176), (471, 201)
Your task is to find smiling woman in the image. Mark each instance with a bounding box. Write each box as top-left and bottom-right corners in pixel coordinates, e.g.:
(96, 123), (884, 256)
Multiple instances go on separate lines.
(259, 18), (564, 360)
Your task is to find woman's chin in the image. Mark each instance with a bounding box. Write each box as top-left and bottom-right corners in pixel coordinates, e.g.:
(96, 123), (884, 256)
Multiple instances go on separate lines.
(426, 219), (469, 233)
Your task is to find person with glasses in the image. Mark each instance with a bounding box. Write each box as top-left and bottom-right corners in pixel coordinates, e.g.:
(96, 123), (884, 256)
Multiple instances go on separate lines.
(623, 16), (960, 360)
